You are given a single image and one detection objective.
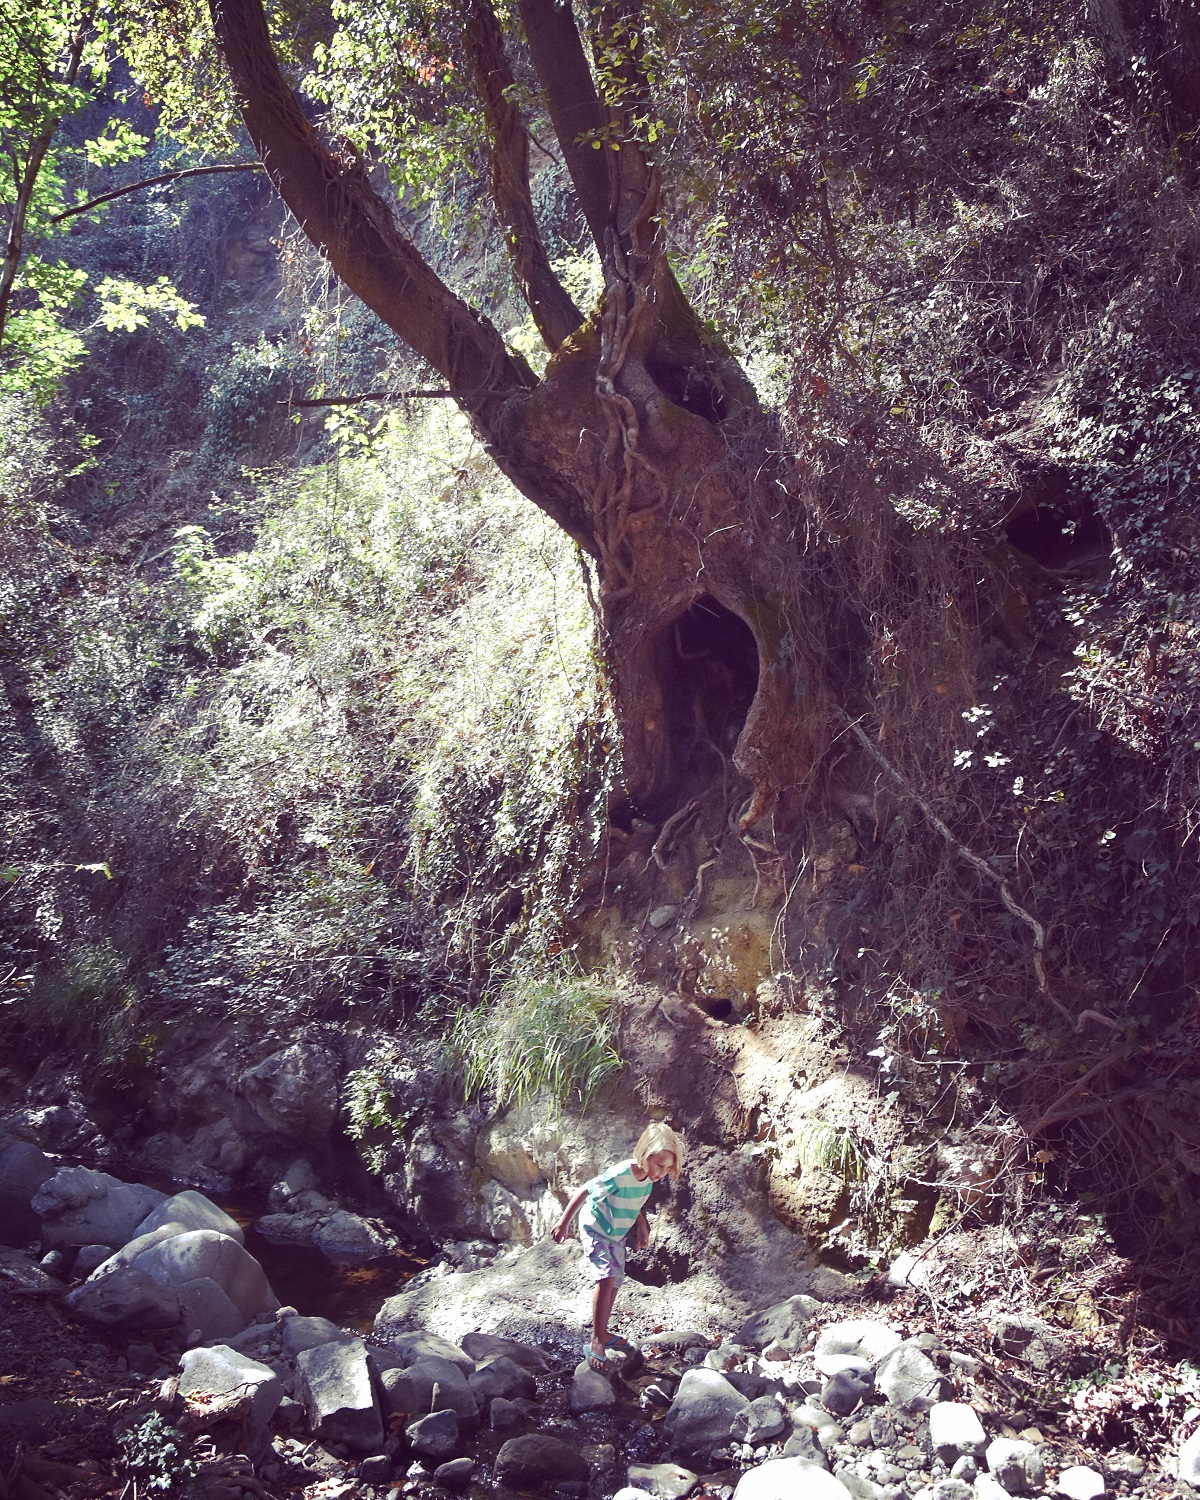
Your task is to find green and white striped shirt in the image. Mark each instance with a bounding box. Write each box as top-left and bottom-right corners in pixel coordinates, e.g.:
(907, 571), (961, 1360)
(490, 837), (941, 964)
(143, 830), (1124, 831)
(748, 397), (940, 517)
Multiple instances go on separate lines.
(580, 1159), (651, 1241)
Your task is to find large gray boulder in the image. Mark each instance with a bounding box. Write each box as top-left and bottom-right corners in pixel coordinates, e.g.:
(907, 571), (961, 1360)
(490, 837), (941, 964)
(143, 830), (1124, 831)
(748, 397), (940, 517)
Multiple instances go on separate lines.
(985, 1439), (1046, 1495)
(460, 1330), (552, 1372)
(992, 1317), (1067, 1373)
(33, 1167), (165, 1248)
(296, 1337), (383, 1453)
(664, 1369), (751, 1464)
(468, 1356), (537, 1407)
(379, 1355), (480, 1431)
(125, 1230), (278, 1322)
(929, 1403), (988, 1464)
(875, 1344), (946, 1413)
(132, 1190), (244, 1245)
(627, 1463), (698, 1499)
(313, 1211), (396, 1265)
(373, 1327), (474, 1373)
(734, 1296), (825, 1354)
(406, 1409), (460, 1461)
(0, 1138), (55, 1245)
(282, 1314), (354, 1359)
(63, 1265), (180, 1329)
(178, 1344), (282, 1458)
(495, 1435), (590, 1485)
(813, 1321), (903, 1368)
(570, 1360), (617, 1415)
(239, 1043), (339, 1142)
(176, 1278), (246, 1344)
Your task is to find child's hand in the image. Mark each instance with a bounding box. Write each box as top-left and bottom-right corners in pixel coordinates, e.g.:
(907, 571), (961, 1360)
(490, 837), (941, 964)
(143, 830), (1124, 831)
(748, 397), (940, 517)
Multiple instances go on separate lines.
(551, 1219), (569, 1244)
(634, 1214), (649, 1250)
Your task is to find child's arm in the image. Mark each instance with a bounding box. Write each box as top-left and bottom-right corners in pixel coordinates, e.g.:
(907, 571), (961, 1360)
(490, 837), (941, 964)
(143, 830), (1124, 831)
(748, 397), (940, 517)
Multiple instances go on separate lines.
(633, 1210), (649, 1250)
(551, 1185), (589, 1243)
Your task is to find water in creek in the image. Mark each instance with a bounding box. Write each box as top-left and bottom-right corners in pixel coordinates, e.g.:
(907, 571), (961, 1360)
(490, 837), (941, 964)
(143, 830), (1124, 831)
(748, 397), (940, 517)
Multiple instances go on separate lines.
(216, 1198), (429, 1332)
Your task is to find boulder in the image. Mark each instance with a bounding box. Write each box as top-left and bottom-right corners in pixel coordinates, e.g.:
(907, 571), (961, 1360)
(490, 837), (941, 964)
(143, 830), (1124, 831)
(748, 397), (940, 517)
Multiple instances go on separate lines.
(239, 1043), (340, 1142)
(282, 1314), (354, 1359)
(489, 1397), (535, 1434)
(312, 1211), (396, 1265)
(0, 1139), (55, 1245)
(433, 1458), (474, 1490)
(735, 1296), (826, 1354)
(821, 1369), (872, 1417)
(495, 1435), (590, 1485)
(178, 1344), (282, 1457)
(628, 1463), (699, 1499)
(781, 1427), (826, 1465)
(985, 1439), (1047, 1495)
(33, 1167), (165, 1248)
(664, 1369), (752, 1464)
(460, 1330), (552, 1372)
(813, 1321), (903, 1368)
(930, 1403), (988, 1464)
(296, 1337), (383, 1454)
(0, 1248), (63, 1296)
(1056, 1469), (1105, 1500)
(373, 1326), (474, 1373)
(132, 1190), (244, 1245)
(72, 1245), (115, 1279)
(177, 1277), (246, 1343)
(125, 1230), (278, 1322)
(734, 1459), (856, 1500)
(379, 1355), (480, 1431)
(732, 1396), (789, 1445)
(406, 1409), (459, 1461)
(1182, 1430), (1200, 1487)
(933, 1482), (974, 1500)
(267, 1159), (320, 1211)
(63, 1265), (180, 1329)
(571, 1360), (617, 1414)
(991, 1317), (1067, 1373)
(875, 1344), (946, 1413)
(467, 1356), (537, 1406)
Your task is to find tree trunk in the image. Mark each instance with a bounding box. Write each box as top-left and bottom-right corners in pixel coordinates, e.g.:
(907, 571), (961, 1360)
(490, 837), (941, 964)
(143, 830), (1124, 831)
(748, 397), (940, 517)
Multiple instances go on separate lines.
(208, 0), (835, 824)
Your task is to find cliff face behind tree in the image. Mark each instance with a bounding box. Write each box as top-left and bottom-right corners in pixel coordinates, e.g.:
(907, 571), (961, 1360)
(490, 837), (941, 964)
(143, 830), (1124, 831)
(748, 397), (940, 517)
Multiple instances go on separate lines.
(2, 0), (1200, 1319)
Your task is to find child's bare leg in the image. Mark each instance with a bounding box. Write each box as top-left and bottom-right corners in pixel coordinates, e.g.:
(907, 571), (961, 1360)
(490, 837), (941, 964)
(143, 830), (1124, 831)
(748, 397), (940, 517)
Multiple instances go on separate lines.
(591, 1277), (618, 1357)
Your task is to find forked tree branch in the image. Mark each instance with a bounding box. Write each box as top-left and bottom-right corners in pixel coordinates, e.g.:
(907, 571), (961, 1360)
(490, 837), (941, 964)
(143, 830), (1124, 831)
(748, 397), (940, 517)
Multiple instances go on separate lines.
(461, 0), (583, 350)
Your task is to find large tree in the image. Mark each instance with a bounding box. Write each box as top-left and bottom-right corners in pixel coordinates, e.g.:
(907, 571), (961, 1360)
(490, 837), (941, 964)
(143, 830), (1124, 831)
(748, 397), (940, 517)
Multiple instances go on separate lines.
(206, 0), (863, 830)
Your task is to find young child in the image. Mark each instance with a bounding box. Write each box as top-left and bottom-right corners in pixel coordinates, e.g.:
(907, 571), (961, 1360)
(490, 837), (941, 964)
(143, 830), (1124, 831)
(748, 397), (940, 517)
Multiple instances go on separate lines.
(551, 1121), (683, 1371)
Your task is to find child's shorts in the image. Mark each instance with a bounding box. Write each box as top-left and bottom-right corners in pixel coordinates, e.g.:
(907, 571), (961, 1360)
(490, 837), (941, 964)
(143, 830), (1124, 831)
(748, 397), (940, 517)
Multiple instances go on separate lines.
(579, 1221), (626, 1286)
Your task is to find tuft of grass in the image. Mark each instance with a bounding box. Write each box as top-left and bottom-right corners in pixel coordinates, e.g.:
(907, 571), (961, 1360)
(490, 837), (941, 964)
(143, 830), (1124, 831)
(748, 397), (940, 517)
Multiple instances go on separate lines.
(792, 1119), (868, 1185)
(451, 970), (622, 1114)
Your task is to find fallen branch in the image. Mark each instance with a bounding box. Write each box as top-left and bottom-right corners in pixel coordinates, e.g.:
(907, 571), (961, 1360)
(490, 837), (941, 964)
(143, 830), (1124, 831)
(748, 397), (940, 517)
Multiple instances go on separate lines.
(842, 714), (1119, 1035)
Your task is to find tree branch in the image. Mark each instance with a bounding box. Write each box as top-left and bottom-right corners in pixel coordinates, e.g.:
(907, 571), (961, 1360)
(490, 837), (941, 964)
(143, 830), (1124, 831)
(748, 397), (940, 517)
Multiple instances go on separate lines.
(517, 0), (614, 256)
(461, 0), (583, 350)
(279, 388), (454, 406)
(207, 0), (598, 553)
(208, 0), (534, 436)
(49, 161), (265, 223)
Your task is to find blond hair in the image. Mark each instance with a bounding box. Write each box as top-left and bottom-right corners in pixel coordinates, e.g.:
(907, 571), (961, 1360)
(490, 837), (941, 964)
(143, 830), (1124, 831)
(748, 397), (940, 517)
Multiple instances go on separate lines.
(633, 1122), (683, 1180)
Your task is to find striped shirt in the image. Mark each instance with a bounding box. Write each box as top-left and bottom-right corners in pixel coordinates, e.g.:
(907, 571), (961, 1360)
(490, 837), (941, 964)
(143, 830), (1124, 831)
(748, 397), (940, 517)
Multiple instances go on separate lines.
(580, 1159), (651, 1242)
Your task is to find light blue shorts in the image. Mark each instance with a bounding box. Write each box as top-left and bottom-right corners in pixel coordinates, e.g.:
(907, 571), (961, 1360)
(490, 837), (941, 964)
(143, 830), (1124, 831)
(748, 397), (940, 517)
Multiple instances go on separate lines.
(579, 1221), (626, 1286)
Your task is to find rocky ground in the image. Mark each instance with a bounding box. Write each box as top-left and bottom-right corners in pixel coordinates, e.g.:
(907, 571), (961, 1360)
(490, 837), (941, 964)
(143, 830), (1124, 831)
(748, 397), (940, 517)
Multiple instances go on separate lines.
(4, 1193), (1200, 1500)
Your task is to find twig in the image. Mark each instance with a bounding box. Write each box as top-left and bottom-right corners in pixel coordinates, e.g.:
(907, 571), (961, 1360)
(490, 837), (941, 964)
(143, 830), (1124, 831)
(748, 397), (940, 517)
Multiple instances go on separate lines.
(644, 799), (700, 871)
(843, 713), (1118, 1034)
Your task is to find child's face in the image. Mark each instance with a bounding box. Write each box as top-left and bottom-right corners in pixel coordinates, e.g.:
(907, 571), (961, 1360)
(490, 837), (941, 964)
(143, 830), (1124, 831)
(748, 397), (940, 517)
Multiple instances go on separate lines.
(643, 1149), (675, 1181)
